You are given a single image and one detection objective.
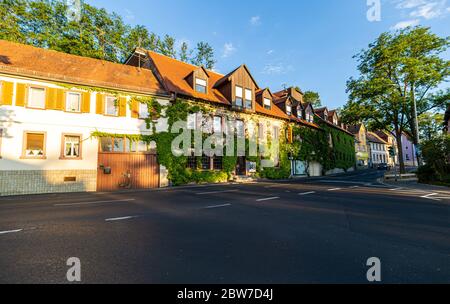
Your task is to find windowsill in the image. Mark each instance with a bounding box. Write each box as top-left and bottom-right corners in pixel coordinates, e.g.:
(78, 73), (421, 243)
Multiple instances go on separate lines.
(65, 110), (82, 114)
(104, 114), (119, 117)
(20, 156), (47, 160)
(59, 156), (83, 160)
(26, 106), (46, 110)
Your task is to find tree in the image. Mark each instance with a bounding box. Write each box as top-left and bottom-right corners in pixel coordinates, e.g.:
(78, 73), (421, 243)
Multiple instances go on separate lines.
(0, 0), (215, 64)
(178, 41), (191, 63)
(191, 42), (216, 69)
(418, 112), (444, 141)
(303, 91), (322, 108)
(341, 27), (449, 173)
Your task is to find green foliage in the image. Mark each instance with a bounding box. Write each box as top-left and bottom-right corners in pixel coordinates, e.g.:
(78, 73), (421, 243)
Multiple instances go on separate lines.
(341, 26), (450, 173)
(0, 0), (215, 64)
(191, 42), (216, 69)
(418, 135), (450, 184)
(418, 112), (445, 141)
(303, 91), (322, 108)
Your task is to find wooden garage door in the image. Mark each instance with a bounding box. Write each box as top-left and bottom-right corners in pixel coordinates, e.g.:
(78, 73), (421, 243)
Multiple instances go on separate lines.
(97, 153), (159, 192)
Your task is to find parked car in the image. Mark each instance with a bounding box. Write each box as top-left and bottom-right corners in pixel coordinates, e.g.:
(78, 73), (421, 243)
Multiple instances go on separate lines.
(377, 163), (389, 170)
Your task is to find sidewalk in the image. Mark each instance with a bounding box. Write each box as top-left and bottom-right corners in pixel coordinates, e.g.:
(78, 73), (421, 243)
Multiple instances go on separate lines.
(379, 179), (450, 194)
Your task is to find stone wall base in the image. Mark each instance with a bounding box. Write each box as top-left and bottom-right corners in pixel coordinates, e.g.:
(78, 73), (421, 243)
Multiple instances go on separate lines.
(0, 170), (97, 196)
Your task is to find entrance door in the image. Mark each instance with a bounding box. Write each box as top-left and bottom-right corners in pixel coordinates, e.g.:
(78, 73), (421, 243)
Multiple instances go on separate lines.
(97, 152), (159, 192)
(236, 157), (246, 175)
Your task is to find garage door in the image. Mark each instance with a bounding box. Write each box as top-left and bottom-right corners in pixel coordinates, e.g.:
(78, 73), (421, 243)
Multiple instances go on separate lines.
(97, 152), (159, 192)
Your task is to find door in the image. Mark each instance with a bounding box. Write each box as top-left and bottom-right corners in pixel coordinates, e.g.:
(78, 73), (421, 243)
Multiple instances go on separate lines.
(97, 152), (159, 192)
(236, 157), (246, 175)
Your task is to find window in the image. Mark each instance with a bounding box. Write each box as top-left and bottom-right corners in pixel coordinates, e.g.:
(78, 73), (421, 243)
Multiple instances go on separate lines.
(105, 96), (118, 116)
(23, 132), (46, 158)
(273, 126), (279, 141)
(195, 78), (207, 94)
(187, 155), (197, 169)
(263, 98), (271, 110)
(213, 116), (222, 133)
(244, 89), (252, 109)
(236, 120), (245, 137)
(258, 123), (265, 140)
(201, 155), (211, 170)
(213, 157), (223, 170)
(139, 102), (149, 119)
(235, 86), (243, 108)
(100, 137), (113, 152)
(187, 113), (197, 130)
(286, 105), (292, 116)
(62, 135), (81, 159)
(113, 137), (124, 152)
(27, 87), (46, 109)
(65, 92), (81, 112)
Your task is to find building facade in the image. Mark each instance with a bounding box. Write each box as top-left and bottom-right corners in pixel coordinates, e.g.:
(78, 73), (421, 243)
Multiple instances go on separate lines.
(367, 132), (388, 167)
(1, 40), (355, 196)
(347, 124), (370, 167)
(401, 133), (417, 167)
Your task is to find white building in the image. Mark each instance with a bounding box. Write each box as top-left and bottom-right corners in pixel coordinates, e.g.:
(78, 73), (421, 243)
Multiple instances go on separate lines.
(0, 40), (170, 196)
(367, 132), (388, 167)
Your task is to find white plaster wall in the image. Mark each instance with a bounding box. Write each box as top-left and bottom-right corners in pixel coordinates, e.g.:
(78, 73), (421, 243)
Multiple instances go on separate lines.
(0, 75), (170, 171)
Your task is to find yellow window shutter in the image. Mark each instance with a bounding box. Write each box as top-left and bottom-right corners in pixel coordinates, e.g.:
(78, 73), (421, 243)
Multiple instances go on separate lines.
(15, 83), (27, 107)
(131, 99), (139, 118)
(118, 97), (127, 117)
(45, 88), (57, 109)
(0, 81), (14, 105)
(55, 89), (65, 110)
(82, 92), (91, 113)
(96, 93), (105, 114)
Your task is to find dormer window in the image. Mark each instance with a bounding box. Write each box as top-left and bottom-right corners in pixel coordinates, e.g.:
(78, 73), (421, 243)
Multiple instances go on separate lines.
(235, 86), (243, 108)
(297, 107), (302, 119)
(263, 98), (271, 110)
(195, 78), (207, 94)
(286, 105), (292, 116)
(333, 117), (338, 125)
(244, 89), (252, 109)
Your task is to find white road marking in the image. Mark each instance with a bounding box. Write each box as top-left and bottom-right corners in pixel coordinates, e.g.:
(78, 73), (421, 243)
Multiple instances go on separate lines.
(202, 203), (232, 209)
(55, 198), (135, 207)
(298, 191), (316, 196)
(421, 193), (441, 201)
(327, 188), (342, 191)
(389, 188), (403, 191)
(196, 190), (239, 195)
(105, 216), (138, 222)
(256, 197), (280, 202)
(0, 229), (23, 235)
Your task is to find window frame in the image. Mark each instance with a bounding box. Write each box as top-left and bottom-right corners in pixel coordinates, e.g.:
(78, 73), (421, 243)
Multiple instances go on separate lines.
(60, 133), (83, 160)
(99, 136), (153, 154)
(263, 98), (271, 110)
(286, 104), (292, 116)
(236, 120), (245, 137)
(138, 102), (149, 119)
(235, 86), (243, 108)
(27, 86), (46, 110)
(21, 131), (47, 159)
(213, 116), (223, 133)
(104, 95), (118, 117)
(195, 77), (207, 94)
(65, 91), (82, 113)
(244, 88), (252, 109)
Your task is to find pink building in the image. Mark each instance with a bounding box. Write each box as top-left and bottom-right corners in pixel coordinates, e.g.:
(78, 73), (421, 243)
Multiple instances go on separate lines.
(401, 133), (417, 167)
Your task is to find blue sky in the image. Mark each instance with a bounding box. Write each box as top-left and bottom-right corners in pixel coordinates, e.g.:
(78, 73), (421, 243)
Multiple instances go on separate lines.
(86, 0), (450, 109)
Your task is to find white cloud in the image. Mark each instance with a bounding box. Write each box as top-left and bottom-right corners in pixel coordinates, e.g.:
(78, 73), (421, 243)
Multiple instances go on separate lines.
(409, 0), (447, 19)
(222, 43), (236, 58)
(395, 0), (428, 9)
(391, 19), (421, 29)
(262, 63), (294, 75)
(250, 16), (261, 26)
(267, 50), (274, 55)
(124, 9), (135, 21)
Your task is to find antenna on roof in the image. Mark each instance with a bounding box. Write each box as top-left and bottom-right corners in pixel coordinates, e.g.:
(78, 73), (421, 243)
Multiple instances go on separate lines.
(282, 83), (287, 90)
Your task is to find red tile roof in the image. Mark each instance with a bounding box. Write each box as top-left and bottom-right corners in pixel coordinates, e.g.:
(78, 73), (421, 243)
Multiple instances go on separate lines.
(0, 40), (166, 95)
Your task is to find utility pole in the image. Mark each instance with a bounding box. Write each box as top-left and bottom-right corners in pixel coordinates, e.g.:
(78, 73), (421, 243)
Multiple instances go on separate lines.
(411, 83), (423, 167)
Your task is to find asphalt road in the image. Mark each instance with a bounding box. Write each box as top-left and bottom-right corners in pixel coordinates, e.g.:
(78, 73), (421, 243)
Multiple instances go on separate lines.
(0, 169), (449, 284)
